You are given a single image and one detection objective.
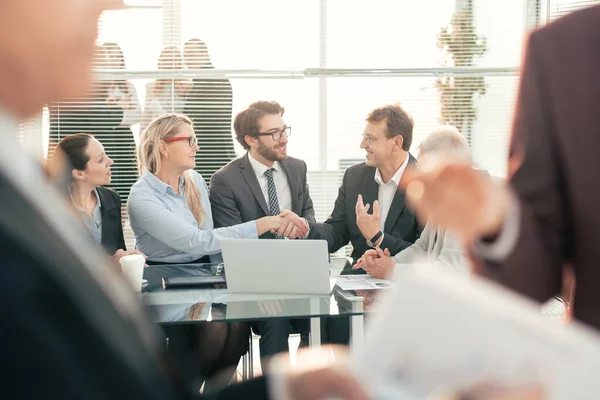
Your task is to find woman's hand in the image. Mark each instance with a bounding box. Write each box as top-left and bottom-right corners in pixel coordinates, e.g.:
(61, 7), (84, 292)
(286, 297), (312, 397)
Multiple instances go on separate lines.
(111, 249), (148, 270)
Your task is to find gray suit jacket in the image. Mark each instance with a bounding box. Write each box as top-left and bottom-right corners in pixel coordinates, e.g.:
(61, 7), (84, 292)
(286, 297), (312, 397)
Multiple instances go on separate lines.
(393, 223), (470, 277)
(308, 157), (422, 268)
(209, 153), (315, 238)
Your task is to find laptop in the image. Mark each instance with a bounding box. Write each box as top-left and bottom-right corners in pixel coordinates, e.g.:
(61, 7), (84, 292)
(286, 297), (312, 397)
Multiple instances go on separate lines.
(220, 239), (331, 295)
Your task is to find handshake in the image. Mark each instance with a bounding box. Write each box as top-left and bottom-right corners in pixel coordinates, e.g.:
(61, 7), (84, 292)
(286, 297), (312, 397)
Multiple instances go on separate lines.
(257, 210), (310, 239)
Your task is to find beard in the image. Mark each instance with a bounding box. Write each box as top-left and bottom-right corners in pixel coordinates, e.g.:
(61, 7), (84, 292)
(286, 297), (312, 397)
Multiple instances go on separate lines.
(257, 138), (287, 162)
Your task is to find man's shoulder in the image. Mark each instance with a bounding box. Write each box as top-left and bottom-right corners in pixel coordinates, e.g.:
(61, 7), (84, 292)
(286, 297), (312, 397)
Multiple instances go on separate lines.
(532, 5), (600, 51)
(212, 156), (244, 179)
(281, 156), (307, 168)
(344, 162), (371, 177)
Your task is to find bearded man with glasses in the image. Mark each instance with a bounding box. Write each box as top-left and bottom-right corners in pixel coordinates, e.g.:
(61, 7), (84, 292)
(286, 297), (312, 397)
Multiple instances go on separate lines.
(209, 100), (319, 371)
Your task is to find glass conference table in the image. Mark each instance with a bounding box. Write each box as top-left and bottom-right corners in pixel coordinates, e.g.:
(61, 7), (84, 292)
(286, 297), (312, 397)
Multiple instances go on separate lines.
(142, 263), (376, 351)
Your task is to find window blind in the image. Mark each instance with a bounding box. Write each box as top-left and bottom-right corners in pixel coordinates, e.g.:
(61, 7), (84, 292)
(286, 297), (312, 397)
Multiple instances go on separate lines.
(17, 0), (595, 253)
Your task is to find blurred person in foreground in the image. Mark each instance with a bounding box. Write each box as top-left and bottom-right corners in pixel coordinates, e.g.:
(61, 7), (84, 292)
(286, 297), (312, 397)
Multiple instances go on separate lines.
(399, 6), (600, 332)
(0, 0), (368, 398)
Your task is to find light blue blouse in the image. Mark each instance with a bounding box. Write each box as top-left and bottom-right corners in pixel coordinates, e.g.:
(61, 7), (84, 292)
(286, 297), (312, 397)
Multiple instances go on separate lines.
(127, 170), (257, 263)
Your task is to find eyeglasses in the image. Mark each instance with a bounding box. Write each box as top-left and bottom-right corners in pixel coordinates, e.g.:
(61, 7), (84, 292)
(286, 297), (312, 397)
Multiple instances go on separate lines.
(362, 133), (381, 145)
(164, 136), (198, 147)
(257, 126), (292, 141)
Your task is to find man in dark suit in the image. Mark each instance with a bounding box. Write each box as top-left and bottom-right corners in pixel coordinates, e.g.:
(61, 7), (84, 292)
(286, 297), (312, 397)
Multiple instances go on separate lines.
(0, 1), (368, 399)
(308, 103), (422, 272)
(183, 38), (236, 185)
(210, 100), (318, 370)
(399, 5), (600, 333)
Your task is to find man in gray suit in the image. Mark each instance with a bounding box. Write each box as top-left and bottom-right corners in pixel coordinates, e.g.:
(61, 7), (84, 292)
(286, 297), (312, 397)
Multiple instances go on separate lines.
(210, 100), (316, 369)
(353, 126), (472, 279)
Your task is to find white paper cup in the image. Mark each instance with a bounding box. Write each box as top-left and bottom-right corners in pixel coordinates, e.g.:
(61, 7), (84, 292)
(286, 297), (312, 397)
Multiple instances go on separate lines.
(119, 254), (145, 291)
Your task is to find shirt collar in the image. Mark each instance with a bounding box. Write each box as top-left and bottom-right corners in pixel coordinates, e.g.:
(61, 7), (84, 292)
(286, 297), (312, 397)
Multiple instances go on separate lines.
(142, 169), (183, 194)
(248, 152), (280, 176)
(374, 154), (410, 186)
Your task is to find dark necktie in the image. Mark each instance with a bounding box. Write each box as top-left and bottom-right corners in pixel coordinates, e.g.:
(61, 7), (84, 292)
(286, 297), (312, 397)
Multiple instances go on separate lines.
(264, 168), (280, 216)
(264, 168), (284, 239)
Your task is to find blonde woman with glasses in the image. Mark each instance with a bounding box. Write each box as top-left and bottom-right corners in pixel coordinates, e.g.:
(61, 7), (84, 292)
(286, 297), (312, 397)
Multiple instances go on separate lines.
(128, 113), (304, 389)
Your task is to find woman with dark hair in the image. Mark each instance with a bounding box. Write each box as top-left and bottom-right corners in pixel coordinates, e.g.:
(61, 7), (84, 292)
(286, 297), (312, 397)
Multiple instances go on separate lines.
(101, 42), (141, 201)
(56, 133), (143, 262)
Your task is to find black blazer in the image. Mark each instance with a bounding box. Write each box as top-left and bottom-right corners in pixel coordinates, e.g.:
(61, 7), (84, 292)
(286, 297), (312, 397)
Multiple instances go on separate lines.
(97, 186), (126, 254)
(210, 153), (316, 239)
(308, 156), (422, 267)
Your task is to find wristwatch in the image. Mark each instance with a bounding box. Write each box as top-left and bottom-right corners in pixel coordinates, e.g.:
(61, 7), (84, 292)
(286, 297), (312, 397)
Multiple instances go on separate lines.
(366, 231), (383, 248)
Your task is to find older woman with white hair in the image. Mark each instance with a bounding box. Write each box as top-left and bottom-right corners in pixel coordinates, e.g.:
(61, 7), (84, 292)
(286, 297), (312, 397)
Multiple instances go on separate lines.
(354, 125), (471, 278)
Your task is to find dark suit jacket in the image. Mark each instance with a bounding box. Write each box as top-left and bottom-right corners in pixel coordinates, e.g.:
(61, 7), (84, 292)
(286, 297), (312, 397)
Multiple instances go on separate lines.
(184, 71), (236, 184)
(308, 156), (422, 267)
(210, 153), (316, 238)
(480, 6), (600, 331)
(0, 138), (270, 398)
(97, 186), (126, 254)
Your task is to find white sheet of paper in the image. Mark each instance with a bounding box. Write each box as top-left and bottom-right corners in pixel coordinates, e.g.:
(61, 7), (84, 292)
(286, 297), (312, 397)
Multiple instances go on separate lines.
(335, 275), (394, 291)
(351, 264), (600, 399)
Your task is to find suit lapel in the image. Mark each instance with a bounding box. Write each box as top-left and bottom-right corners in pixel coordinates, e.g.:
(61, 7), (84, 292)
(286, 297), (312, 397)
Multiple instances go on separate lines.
(279, 160), (301, 214)
(384, 154), (416, 233)
(97, 188), (117, 247)
(239, 153), (270, 215)
(361, 167), (379, 218)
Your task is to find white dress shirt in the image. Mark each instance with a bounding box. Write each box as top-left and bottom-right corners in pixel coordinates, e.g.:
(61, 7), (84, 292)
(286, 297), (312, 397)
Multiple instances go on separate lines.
(248, 153), (292, 213)
(374, 155), (410, 230)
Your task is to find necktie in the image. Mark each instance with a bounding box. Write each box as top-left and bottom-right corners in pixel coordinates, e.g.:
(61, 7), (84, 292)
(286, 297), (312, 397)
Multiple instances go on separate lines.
(264, 168), (284, 239)
(264, 168), (280, 215)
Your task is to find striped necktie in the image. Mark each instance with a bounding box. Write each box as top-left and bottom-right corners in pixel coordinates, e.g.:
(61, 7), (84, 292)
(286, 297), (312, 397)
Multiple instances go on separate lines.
(264, 168), (280, 215)
(264, 168), (284, 239)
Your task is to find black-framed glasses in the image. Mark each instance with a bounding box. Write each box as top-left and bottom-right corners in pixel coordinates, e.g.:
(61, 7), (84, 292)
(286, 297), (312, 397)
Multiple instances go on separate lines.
(257, 126), (292, 141)
(164, 135), (198, 147)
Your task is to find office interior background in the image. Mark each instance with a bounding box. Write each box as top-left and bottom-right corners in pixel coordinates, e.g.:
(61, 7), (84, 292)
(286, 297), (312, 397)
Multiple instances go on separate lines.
(19, 0), (598, 250)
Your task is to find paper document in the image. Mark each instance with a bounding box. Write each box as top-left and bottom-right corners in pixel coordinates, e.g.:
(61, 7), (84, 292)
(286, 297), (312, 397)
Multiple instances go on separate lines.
(335, 275), (394, 291)
(351, 264), (600, 399)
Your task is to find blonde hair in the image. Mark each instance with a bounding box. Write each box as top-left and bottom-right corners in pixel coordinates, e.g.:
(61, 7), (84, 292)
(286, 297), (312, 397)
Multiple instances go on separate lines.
(138, 113), (205, 224)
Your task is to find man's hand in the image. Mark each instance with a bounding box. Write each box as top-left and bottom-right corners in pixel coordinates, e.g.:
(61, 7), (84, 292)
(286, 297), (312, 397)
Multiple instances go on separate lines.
(270, 346), (371, 400)
(352, 249), (378, 270)
(276, 210), (309, 239)
(354, 247), (394, 279)
(400, 164), (510, 243)
(355, 194), (381, 241)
